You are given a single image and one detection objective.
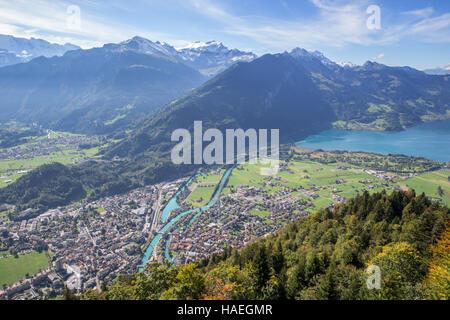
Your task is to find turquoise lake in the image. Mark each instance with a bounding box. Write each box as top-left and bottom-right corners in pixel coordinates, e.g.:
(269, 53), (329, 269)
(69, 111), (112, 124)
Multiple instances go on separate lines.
(296, 120), (450, 162)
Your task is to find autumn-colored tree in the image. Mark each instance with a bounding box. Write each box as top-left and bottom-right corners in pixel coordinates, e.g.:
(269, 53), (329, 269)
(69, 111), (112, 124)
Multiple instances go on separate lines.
(162, 264), (206, 299)
(203, 262), (252, 299)
(364, 242), (426, 300)
(202, 278), (236, 300)
(80, 191), (448, 301)
(423, 223), (450, 300)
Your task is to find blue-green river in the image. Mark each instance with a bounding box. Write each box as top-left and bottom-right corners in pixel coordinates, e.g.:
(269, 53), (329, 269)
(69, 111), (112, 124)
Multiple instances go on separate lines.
(139, 120), (449, 270)
(139, 167), (232, 271)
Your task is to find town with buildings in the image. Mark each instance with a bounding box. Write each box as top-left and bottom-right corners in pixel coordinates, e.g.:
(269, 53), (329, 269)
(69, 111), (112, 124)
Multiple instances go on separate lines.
(0, 151), (448, 299)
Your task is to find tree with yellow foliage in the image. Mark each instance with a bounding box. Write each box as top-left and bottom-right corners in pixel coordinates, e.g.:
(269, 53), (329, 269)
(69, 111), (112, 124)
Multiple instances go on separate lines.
(364, 242), (427, 299)
(423, 223), (450, 300)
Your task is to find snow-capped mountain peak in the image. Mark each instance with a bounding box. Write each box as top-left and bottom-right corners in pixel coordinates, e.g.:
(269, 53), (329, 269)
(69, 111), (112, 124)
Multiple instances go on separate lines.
(110, 36), (177, 59)
(180, 40), (224, 50)
(0, 34), (256, 76)
(0, 34), (80, 67)
(103, 36), (256, 75)
(289, 47), (364, 71)
(337, 61), (357, 68)
(290, 47), (337, 68)
(423, 64), (450, 75)
(289, 47), (311, 58)
(175, 40), (256, 75)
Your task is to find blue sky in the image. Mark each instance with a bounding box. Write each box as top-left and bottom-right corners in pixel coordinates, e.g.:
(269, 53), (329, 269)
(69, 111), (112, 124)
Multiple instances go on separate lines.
(0, 0), (449, 69)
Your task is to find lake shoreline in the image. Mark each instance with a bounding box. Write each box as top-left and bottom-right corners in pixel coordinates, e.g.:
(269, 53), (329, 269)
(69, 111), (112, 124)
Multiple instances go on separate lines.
(296, 119), (450, 163)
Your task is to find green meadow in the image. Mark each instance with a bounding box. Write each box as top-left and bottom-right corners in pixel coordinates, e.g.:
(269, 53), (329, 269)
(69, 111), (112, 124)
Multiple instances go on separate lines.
(0, 251), (49, 287)
(401, 170), (450, 206)
(221, 157), (449, 212)
(184, 170), (224, 208)
(249, 208), (272, 218)
(0, 130), (103, 188)
(0, 150), (85, 187)
(185, 186), (217, 208)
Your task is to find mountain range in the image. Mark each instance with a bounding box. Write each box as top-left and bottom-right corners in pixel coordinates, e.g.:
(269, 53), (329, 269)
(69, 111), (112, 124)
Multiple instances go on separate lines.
(1, 36), (449, 213)
(106, 47), (450, 158)
(174, 40), (256, 76)
(0, 36), (256, 134)
(423, 65), (450, 76)
(0, 34), (80, 67)
(104, 37), (256, 76)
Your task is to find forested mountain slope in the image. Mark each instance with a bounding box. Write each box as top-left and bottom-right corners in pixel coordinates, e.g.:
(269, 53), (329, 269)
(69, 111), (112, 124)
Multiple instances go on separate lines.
(81, 190), (449, 300)
(106, 49), (450, 158)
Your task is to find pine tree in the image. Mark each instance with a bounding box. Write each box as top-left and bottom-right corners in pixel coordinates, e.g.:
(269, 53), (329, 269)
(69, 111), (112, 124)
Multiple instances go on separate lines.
(253, 245), (271, 294)
(270, 241), (284, 274)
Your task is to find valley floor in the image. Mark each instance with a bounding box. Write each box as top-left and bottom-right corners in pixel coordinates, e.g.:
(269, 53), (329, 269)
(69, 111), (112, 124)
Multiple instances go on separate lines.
(0, 148), (448, 299)
(0, 129), (102, 188)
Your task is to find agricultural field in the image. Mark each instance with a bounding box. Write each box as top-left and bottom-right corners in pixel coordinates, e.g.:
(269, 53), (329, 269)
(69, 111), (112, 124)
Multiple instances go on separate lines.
(184, 169), (225, 208)
(225, 160), (386, 212)
(0, 129), (103, 188)
(0, 251), (49, 287)
(400, 170), (450, 206)
(295, 148), (443, 174)
(0, 210), (11, 226)
(249, 208), (272, 218)
(225, 164), (268, 190)
(222, 152), (449, 212)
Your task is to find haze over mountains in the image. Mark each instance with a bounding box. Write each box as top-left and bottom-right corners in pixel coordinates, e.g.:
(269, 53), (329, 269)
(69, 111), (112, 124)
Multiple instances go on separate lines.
(0, 34), (80, 67)
(0, 34), (447, 138)
(174, 40), (256, 76)
(0, 40), (205, 134)
(105, 36), (256, 76)
(423, 65), (450, 76)
(107, 47), (450, 158)
(0, 35), (449, 213)
(0, 36), (256, 134)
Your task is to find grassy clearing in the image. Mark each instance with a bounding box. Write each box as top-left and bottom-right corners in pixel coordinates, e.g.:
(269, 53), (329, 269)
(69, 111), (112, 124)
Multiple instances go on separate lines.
(223, 157), (449, 211)
(0, 130), (103, 188)
(184, 170), (225, 208)
(0, 251), (49, 287)
(227, 163), (272, 190)
(96, 207), (106, 213)
(0, 150), (86, 187)
(402, 170), (450, 206)
(196, 169), (225, 184)
(185, 186), (216, 208)
(104, 114), (126, 126)
(249, 208), (272, 218)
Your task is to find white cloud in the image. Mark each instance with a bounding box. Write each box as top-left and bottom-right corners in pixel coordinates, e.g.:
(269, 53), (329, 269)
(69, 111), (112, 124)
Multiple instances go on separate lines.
(372, 53), (384, 60)
(0, 0), (449, 53)
(188, 0), (374, 50)
(0, 23), (22, 35)
(402, 7), (434, 19)
(0, 0), (185, 48)
(187, 0), (450, 51)
(408, 13), (450, 41)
